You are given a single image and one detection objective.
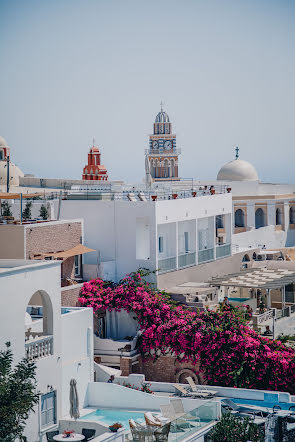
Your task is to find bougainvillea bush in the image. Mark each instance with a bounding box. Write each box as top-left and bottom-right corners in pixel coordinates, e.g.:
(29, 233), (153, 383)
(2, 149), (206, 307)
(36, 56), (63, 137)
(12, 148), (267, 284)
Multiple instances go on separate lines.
(79, 271), (295, 393)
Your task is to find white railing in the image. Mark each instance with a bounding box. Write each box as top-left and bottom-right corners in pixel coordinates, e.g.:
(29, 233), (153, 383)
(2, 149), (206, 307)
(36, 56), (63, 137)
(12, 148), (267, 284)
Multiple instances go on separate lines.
(253, 309), (275, 325)
(198, 248), (214, 264)
(178, 252), (196, 268)
(158, 256), (177, 273)
(216, 243), (231, 259)
(25, 335), (53, 360)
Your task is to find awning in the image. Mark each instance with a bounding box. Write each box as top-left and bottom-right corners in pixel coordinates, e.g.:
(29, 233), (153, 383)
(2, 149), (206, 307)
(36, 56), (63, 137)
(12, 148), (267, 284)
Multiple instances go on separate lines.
(44, 244), (96, 259)
(0, 192), (45, 199)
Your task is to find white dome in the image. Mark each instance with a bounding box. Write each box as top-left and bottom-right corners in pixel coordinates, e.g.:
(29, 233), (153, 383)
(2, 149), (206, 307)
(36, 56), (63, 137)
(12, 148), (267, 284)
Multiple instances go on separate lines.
(0, 136), (9, 148)
(217, 159), (258, 181)
(0, 161), (24, 186)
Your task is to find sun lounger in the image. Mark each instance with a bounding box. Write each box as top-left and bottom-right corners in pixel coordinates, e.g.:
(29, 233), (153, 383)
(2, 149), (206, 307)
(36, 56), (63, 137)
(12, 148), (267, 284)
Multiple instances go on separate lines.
(221, 399), (266, 417)
(186, 376), (218, 398)
(160, 404), (193, 429)
(127, 193), (137, 202)
(174, 384), (192, 397)
(170, 399), (201, 426)
(138, 192), (147, 202)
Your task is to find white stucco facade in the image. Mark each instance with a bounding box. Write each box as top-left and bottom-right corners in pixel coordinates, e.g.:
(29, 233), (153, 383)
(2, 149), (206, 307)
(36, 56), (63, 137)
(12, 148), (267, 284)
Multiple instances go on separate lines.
(0, 260), (93, 442)
(60, 194), (233, 283)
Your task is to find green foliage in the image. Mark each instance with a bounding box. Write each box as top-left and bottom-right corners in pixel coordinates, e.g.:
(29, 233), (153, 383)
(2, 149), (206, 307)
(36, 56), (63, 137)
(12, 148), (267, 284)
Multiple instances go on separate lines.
(208, 412), (264, 442)
(1, 201), (12, 217)
(0, 342), (39, 441)
(278, 334), (295, 343)
(22, 201), (32, 220)
(39, 204), (49, 220)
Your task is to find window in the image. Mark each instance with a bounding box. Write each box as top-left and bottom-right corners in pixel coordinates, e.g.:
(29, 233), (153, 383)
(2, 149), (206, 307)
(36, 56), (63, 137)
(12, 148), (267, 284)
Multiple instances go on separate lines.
(255, 208), (265, 229)
(41, 391), (56, 429)
(0, 150), (3, 160)
(276, 208), (283, 225)
(235, 209), (245, 228)
(158, 236), (164, 253)
(184, 232), (189, 253)
(216, 215), (224, 229)
(74, 255), (81, 277)
(290, 207), (295, 224)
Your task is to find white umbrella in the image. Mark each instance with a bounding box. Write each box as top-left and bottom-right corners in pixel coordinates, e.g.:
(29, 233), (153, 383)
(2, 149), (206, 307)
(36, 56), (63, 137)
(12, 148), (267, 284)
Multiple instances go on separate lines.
(69, 378), (80, 420)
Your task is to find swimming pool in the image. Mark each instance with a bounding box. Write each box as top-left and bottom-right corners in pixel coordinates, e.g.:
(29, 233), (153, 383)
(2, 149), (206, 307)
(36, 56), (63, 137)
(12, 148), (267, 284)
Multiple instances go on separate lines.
(232, 398), (295, 411)
(80, 408), (146, 428)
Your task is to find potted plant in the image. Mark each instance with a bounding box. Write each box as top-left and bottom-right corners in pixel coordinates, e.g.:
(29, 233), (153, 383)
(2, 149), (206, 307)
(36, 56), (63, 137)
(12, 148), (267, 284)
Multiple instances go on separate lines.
(172, 193), (178, 199)
(192, 191), (197, 197)
(63, 430), (74, 438)
(109, 423), (123, 432)
(151, 195), (157, 201)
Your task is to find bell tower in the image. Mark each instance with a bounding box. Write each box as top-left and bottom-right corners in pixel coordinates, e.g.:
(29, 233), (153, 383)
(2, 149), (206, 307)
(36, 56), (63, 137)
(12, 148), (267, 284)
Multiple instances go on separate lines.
(145, 105), (181, 181)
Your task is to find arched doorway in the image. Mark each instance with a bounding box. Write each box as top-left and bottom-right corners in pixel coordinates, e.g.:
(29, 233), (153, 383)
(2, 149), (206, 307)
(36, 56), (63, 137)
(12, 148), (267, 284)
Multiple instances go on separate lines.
(255, 208), (265, 229)
(290, 207), (295, 224)
(25, 290), (54, 359)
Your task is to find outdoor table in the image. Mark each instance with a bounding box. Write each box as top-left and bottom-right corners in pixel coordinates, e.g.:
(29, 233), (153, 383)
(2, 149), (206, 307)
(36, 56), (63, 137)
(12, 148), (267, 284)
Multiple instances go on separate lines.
(53, 434), (85, 441)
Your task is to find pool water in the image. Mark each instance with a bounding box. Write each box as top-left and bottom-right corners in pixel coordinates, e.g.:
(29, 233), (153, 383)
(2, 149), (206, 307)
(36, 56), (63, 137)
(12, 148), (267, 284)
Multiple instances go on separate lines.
(80, 408), (146, 428)
(232, 398), (294, 411)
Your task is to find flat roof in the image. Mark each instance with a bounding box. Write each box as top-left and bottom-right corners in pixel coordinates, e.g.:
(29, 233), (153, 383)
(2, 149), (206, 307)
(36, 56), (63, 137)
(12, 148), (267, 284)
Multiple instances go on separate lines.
(209, 268), (295, 289)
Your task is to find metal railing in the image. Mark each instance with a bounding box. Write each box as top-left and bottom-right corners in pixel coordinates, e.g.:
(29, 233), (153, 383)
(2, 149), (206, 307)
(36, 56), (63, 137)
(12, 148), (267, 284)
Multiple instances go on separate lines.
(178, 252), (196, 268)
(25, 335), (53, 360)
(158, 256), (177, 273)
(253, 309), (275, 325)
(216, 243), (231, 259)
(198, 248), (214, 264)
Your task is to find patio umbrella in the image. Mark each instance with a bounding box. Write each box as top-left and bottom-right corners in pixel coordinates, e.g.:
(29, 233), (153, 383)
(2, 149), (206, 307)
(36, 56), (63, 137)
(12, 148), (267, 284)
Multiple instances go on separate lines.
(69, 378), (80, 420)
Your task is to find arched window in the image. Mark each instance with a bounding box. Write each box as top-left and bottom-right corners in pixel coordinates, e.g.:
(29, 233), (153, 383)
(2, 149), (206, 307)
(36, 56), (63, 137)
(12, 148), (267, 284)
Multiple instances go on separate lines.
(163, 159), (169, 178)
(235, 209), (245, 228)
(276, 208), (283, 225)
(170, 159), (175, 177)
(290, 207), (295, 224)
(253, 252), (257, 260)
(255, 208), (265, 229)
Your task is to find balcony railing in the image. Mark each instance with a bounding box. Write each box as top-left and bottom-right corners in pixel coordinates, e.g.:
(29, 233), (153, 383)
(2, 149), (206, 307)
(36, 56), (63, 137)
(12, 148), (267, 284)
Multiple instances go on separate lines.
(198, 248), (214, 264)
(145, 148), (181, 156)
(178, 252), (196, 268)
(216, 243), (231, 259)
(25, 335), (53, 360)
(158, 256), (177, 273)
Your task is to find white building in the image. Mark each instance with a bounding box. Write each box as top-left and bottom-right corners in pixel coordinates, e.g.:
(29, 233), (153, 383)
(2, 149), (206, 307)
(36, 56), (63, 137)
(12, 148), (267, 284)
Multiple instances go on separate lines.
(0, 259), (93, 442)
(60, 192), (232, 284)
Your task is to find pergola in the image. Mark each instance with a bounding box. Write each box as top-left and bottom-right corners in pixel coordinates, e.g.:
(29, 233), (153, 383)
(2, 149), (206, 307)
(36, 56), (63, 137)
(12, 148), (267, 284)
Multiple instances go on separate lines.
(209, 268), (295, 310)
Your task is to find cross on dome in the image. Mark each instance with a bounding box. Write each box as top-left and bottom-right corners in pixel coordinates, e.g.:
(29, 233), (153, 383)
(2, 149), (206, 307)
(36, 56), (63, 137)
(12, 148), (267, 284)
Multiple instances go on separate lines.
(235, 146), (240, 159)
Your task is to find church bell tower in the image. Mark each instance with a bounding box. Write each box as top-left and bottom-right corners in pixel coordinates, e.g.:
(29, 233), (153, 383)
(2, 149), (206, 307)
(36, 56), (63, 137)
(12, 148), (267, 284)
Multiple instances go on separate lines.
(146, 105), (181, 181)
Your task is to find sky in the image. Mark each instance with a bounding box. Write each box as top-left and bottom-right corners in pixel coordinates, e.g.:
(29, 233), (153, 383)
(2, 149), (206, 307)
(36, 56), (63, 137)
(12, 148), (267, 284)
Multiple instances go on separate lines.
(0, 0), (294, 184)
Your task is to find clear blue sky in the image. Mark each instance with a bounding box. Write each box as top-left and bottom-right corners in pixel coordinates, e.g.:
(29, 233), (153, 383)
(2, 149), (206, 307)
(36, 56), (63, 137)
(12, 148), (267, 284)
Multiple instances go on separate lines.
(0, 0), (294, 183)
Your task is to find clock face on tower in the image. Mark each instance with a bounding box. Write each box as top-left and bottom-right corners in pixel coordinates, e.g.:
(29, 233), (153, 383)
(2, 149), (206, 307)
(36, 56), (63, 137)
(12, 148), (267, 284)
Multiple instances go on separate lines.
(152, 141), (159, 149)
(164, 140), (172, 150)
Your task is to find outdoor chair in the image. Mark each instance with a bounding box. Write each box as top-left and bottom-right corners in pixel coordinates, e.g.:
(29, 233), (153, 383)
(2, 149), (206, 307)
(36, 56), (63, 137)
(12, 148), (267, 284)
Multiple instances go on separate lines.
(144, 412), (162, 427)
(170, 399), (201, 426)
(129, 419), (154, 442)
(186, 376), (217, 398)
(160, 404), (192, 430)
(46, 431), (59, 442)
(154, 422), (171, 442)
(82, 428), (96, 441)
(174, 384), (192, 397)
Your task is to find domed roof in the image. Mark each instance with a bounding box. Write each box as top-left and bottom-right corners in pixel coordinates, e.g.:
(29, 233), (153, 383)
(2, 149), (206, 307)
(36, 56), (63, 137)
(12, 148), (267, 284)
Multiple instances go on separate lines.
(217, 159), (259, 181)
(155, 111), (170, 123)
(0, 136), (9, 148)
(0, 161), (24, 186)
(90, 146), (100, 153)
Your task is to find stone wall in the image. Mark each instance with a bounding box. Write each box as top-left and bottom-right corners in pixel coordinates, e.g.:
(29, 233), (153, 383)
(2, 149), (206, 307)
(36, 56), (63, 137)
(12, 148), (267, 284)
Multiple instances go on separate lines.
(61, 284), (83, 307)
(138, 355), (205, 385)
(25, 221), (82, 279)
